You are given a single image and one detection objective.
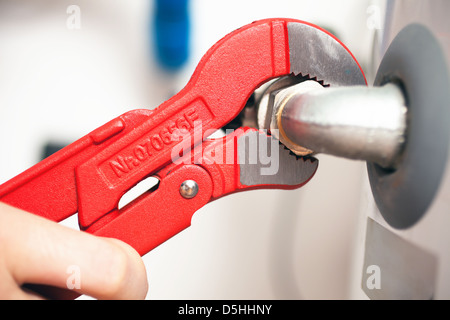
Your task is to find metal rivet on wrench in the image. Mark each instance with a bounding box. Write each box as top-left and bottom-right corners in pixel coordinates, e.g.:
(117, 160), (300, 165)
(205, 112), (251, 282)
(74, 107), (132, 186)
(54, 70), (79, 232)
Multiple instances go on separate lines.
(180, 180), (199, 199)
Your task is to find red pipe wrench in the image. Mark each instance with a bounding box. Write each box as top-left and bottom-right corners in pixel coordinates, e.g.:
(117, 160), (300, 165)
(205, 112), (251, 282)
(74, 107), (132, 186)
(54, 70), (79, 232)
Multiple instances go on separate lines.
(0, 18), (365, 256)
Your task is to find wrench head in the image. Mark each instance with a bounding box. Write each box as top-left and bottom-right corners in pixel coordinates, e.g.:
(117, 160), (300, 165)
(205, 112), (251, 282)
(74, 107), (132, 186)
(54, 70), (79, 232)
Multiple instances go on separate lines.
(225, 21), (367, 133)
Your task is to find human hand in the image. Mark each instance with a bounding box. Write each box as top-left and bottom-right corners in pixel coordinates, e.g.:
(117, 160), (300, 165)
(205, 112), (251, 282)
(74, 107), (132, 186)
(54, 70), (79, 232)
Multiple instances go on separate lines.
(0, 202), (148, 299)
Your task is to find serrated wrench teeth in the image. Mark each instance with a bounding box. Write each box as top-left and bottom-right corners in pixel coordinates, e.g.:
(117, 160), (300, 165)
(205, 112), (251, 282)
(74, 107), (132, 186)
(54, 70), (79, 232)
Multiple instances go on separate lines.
(237, 130), (318, 187)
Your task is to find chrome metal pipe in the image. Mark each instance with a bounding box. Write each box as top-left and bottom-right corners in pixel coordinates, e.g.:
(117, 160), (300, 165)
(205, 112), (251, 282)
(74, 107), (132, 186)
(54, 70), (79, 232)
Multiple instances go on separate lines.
(276, 83), (407, 169)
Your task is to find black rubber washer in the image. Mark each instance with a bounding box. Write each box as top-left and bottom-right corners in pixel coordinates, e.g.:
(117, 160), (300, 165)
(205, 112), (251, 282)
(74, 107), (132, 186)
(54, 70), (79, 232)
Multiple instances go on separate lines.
(368, 23), (450, 229)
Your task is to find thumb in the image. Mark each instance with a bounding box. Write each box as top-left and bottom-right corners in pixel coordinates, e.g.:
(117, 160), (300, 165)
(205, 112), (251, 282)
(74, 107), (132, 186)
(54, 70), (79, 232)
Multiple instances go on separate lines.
(0, 202), (148, 299)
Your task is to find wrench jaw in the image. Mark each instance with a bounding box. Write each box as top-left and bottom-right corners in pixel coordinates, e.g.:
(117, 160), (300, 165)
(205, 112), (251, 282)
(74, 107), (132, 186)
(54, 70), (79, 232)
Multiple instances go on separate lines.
(180, 128), (318, 197)
(287, 22), (366, 86)
(237, 130), (318, 189)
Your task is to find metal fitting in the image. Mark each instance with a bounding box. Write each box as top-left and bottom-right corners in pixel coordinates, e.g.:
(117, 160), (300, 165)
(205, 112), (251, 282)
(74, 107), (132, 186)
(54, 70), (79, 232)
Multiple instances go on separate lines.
(259, 80), (408, 169)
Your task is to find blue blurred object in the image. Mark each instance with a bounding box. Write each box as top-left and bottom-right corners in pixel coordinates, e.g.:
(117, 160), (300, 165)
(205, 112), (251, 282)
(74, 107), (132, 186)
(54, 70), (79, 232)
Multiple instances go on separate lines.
(153, 0), (190, 71)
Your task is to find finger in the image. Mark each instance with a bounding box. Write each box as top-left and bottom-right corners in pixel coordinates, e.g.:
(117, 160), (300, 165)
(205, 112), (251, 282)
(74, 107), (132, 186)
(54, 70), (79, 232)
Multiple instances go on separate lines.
(10, 287), (44, 300)
(0, 202), (148, 299)
(0, 266), (43, 300)
(22, 283), (81, 300)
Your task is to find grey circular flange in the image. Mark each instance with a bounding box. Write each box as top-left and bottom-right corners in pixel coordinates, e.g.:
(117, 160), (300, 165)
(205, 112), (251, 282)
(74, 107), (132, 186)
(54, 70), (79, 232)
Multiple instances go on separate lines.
(368, 23), (450, 229)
